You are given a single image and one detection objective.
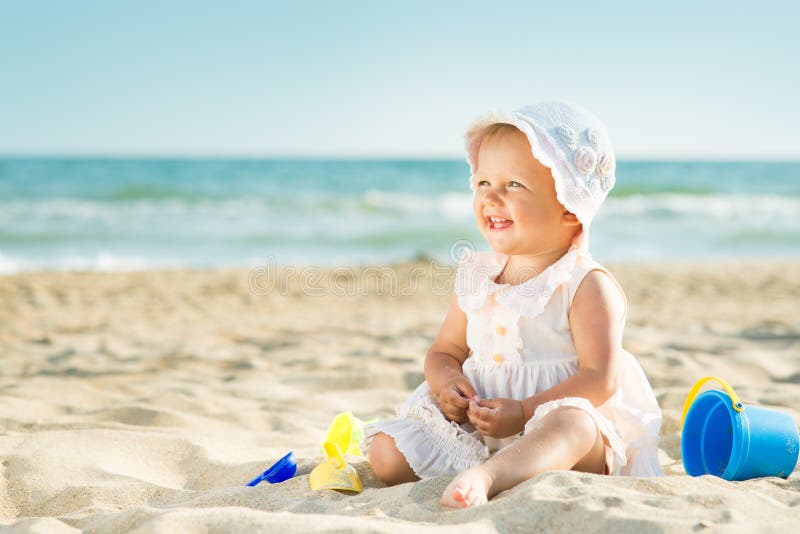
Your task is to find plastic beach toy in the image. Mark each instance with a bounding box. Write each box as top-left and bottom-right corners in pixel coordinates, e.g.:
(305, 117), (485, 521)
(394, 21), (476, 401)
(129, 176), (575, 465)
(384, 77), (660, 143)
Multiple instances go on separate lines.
(681, 376), (800, 481)
(246, 451), (297, 486)
(324, 411), (374, 457)
(309, 442), (363, 492)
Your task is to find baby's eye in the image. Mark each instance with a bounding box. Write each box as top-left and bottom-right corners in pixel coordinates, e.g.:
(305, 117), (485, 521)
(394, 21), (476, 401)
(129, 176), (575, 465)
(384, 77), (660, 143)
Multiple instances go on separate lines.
(476, 179), (524, 187)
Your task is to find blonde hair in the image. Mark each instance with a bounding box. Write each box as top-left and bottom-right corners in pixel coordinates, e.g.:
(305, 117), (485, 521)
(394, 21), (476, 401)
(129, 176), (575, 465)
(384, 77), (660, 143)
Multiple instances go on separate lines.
(480, 123), (523, 146)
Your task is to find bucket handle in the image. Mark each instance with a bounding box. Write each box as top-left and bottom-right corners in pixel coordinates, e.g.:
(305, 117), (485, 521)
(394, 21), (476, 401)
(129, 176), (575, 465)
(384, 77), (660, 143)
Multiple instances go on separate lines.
(680, 375), (744, 429)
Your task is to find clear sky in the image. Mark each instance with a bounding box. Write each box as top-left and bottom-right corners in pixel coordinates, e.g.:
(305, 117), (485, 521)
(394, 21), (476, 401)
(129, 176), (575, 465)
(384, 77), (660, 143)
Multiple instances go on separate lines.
(1, 1), (798, 159)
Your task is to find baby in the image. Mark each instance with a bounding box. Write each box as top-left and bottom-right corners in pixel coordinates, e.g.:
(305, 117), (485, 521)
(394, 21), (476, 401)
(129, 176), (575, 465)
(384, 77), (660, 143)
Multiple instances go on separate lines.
(362, 101), (663, 507)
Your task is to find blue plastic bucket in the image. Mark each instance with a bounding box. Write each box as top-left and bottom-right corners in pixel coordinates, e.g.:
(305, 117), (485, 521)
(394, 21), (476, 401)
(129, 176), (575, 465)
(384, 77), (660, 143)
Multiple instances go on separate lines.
(681, 376), (800, 480)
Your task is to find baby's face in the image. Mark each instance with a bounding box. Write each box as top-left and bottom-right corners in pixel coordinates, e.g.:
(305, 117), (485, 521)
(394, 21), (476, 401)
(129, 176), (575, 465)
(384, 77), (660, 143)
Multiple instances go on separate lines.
(472, 128), (574, 256)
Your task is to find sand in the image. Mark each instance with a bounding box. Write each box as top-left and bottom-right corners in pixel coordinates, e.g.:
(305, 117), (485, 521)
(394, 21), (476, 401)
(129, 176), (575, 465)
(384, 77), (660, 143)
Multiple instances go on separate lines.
(1, 260), (799, 532)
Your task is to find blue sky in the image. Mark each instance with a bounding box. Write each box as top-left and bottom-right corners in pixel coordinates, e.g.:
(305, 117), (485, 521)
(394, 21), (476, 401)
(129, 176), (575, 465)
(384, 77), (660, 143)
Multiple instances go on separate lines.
(1, 1), (798, 159)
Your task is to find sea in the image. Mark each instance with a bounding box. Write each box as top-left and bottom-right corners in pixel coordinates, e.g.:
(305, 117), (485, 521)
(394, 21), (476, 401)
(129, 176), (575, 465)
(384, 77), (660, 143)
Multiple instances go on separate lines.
(0, 158), (798, 273)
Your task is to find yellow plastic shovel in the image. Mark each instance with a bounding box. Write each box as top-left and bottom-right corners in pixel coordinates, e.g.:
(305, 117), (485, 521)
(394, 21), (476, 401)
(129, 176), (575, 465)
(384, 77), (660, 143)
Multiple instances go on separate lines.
(309, 441), (363, 492)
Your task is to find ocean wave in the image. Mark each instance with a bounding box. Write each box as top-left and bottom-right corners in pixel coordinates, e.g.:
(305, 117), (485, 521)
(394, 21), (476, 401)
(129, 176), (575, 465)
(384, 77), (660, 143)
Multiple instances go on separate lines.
(103, 183), (195, 201)
(362, 190), (472, 218)
(1, 192), (796, 225)
(610, 185), (716, 197)
(0, 191), (475, 223)
(0, 251), (190, 274)
(2, 192), (799, 270)
(602, 193), (800, 220)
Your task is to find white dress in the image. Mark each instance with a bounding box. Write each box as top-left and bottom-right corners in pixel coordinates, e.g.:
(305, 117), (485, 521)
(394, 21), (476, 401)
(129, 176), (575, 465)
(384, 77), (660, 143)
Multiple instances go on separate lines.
(363, 245), (663, 478)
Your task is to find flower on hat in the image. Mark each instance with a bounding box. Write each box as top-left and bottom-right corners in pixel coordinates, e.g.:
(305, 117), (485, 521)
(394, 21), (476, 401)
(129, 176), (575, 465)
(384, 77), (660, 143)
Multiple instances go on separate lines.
(585, 128), (599, 149)
(557, 125), (578, 150)
(573, 146), (597, 175)
(596, 152), (614, 178)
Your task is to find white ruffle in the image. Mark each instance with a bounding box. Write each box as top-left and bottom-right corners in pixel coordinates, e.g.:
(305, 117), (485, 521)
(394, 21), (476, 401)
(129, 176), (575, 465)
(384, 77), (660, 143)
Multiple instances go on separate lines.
(362, 382), (489, 478)
(455, 246), (585, 320)
(525, 396), (628, 473)
(493, 249), (579, 318)
(454, 250), (502, 312)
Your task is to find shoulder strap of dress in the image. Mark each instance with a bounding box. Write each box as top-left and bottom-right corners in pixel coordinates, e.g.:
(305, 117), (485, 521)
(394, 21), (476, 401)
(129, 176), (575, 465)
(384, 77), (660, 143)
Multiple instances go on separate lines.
(566, 256), (628, 326)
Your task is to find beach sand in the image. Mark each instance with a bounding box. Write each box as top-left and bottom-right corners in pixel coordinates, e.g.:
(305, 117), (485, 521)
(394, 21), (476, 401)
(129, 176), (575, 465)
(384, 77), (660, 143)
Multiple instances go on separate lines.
(1, 260), (799, 532)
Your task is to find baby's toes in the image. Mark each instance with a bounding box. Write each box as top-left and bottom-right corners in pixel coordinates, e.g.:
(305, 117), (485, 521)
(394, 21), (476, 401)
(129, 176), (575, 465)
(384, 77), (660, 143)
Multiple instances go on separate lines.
(463, 485), (488, 507)
(441, 468), (493, 509)
(440, 478), (471, 508)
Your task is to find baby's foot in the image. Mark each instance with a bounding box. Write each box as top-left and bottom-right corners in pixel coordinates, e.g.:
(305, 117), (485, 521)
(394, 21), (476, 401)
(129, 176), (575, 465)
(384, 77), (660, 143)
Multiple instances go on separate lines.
(440, 466), (494, 508)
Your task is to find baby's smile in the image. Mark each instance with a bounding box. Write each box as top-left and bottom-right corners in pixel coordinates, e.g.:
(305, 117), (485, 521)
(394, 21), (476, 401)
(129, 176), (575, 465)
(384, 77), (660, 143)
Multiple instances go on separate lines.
(486, 216), (513, 231)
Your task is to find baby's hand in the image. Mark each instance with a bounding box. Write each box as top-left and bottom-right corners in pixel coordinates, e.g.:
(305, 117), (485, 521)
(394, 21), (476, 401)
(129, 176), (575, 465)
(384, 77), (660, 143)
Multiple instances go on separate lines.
(434, 375), (479, 424)
(467, 397), (525, 439)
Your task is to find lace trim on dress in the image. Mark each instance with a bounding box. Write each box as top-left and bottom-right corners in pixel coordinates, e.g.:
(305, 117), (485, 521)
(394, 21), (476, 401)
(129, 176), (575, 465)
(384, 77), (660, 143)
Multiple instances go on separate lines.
(395, 388), (490, 466)
(455, 245), (590, 319)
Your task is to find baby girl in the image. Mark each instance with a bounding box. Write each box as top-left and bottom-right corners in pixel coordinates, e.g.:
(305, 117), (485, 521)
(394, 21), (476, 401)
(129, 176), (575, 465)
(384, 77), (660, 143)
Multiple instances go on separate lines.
(362, 101), (663, 507)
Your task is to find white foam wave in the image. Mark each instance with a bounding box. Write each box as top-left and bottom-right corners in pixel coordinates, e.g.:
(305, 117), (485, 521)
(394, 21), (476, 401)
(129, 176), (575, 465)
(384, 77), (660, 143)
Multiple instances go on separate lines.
(362, 190), (473, 218)
(2, 192), (797, 223)
(603, 194), (800, 219)
(0, 251), (189, 274)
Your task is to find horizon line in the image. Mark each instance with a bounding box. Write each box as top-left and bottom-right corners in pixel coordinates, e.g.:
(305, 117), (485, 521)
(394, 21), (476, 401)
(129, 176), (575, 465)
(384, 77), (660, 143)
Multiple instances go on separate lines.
(1, 152), (799, 163)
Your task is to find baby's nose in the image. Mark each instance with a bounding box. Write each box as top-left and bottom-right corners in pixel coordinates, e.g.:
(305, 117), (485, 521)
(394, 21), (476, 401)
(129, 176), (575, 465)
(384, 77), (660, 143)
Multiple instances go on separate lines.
(483, 190), (502, 204)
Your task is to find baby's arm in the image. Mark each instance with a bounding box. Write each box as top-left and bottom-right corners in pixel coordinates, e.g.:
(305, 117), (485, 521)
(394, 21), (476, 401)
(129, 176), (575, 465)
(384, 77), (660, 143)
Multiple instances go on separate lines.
(425, 292), (477, 424)
(520, 269), (625, 420)
(468, 270), (625, 437)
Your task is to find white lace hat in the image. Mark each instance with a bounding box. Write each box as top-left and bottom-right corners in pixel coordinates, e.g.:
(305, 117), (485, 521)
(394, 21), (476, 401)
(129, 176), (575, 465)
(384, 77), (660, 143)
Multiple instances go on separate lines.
(465, 100), (616, 250)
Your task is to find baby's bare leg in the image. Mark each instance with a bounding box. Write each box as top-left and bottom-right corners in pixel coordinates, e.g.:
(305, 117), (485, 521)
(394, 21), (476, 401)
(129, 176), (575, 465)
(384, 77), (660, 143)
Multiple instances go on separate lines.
(368, 432), (420, 485)
(441, 406), (606, 508)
